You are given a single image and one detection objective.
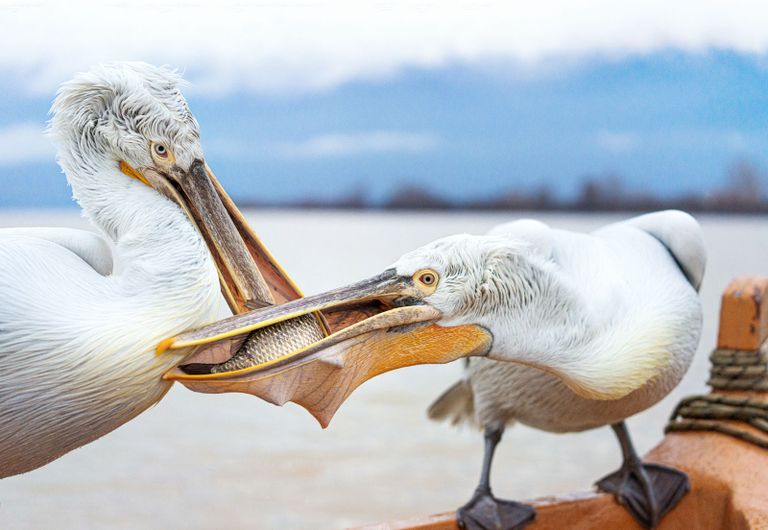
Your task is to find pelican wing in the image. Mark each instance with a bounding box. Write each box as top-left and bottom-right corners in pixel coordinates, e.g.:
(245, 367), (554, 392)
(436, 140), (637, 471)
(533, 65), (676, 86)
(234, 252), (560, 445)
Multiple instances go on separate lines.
(623, 210), (706, 291)
(487, 218), (554, 258)
(0, 235), (122, 477)
(0, 227), (113, 276)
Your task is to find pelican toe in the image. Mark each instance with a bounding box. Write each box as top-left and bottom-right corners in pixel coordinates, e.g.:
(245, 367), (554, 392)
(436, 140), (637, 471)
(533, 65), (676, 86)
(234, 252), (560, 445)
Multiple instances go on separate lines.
(458, 491), (536, 530)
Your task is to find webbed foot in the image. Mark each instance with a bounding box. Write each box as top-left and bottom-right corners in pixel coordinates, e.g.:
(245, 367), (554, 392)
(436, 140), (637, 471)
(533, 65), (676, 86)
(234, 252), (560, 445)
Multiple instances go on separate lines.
(458, 489), (535, 530)
(596, 460), (689, 528)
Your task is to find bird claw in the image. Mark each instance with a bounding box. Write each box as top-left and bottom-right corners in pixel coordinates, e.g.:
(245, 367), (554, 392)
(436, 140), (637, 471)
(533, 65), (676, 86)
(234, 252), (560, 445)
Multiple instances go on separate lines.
(596, 461), (690, 529)
(457, 490), (535, 530)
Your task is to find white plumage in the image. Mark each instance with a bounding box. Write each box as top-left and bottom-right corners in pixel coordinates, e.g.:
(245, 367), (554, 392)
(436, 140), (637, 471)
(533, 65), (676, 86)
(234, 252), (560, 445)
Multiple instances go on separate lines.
(424, 211), (705, 432)
(0, 63), (222, 477)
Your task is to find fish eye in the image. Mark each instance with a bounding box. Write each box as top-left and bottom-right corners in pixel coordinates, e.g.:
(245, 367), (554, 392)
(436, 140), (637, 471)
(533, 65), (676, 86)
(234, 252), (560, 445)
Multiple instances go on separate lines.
(414, 269), (439, 291)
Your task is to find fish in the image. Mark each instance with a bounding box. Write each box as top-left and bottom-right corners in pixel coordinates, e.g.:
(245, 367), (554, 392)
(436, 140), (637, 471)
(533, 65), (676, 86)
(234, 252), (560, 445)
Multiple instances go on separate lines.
(181, 314), (325, 374)
(213, 314), (325, 373)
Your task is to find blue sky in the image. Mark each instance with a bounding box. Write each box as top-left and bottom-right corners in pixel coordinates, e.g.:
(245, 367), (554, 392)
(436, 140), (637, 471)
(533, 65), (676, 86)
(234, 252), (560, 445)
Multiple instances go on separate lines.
(1, 2), (768, 207)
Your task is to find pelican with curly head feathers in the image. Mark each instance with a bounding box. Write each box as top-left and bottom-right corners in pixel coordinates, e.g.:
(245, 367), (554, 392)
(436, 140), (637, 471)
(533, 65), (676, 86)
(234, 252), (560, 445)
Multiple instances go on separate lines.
(0, 62), (308, 478)
(163, 210), (706, 529)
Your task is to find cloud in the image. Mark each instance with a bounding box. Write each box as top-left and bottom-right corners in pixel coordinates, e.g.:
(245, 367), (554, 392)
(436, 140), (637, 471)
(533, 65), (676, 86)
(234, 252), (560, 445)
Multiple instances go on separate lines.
(274, 131), (438, 158)
(2, 1), (768, 96)
(0, 123), (54, 165)
(593, 128), (768, 155)
(595, 131), (640, 153)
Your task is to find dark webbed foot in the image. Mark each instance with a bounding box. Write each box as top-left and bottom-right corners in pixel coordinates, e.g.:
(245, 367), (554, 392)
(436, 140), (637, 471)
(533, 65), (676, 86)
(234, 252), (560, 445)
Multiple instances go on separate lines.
(458, 426), (536, 530)
(597, 461), (689, 528)
(458, 489), (535, 530)
(597, 422), (690, 528)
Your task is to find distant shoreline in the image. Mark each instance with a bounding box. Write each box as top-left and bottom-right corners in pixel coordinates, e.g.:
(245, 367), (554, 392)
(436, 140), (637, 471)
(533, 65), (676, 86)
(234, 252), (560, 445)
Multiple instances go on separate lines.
(236, 200), (768, 215)
(237, 166), (768, 214)
(239, 204), (768, 214)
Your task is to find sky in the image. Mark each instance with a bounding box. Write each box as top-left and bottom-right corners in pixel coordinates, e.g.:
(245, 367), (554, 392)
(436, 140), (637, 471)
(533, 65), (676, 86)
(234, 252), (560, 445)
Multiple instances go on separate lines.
(1, 1), (768, 207)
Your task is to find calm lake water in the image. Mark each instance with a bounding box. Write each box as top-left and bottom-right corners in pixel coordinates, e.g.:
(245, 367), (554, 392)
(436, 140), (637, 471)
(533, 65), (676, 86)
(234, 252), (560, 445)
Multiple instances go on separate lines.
(0, 209), (766, 529)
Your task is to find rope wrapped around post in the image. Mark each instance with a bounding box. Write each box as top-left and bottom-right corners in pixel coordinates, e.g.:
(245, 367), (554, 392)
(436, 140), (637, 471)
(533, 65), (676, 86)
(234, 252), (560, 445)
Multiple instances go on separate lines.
(707, 343), (768, 390)
(667, 395), (768, 449)
(666, 276), (768, 449)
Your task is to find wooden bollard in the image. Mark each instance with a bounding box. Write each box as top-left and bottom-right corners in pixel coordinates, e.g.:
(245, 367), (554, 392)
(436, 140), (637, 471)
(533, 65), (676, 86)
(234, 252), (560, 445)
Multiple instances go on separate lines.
(717, 276), (768, 350)
(356, 278), (768, 530)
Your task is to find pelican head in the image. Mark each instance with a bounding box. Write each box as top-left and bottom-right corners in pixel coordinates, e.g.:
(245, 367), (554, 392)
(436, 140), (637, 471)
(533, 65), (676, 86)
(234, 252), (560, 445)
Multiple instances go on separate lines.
(390, 233), (559, 325)
(49, 62), (293, 313)
(50, 62), (202, 191)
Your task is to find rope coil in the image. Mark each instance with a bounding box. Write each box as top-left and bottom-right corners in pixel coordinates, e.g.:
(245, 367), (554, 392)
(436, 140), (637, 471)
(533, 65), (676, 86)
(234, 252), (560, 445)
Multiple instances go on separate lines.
(666, 342), (768, 449)
(706, 342), (768, 391)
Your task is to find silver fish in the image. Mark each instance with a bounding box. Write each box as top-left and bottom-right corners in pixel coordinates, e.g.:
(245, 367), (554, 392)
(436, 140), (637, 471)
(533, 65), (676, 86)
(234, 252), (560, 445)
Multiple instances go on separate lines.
(210, 314), (325, 373)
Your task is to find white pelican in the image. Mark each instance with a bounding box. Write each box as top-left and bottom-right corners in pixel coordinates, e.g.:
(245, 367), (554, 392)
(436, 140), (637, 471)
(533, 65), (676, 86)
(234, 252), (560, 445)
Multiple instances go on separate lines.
(161, 210), (705, 529)
(0, 62), (302, 478)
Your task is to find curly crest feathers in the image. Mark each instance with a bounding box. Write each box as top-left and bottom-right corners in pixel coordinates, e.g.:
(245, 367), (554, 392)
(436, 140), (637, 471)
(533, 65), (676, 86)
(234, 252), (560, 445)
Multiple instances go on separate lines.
(49, 62), (200, 179)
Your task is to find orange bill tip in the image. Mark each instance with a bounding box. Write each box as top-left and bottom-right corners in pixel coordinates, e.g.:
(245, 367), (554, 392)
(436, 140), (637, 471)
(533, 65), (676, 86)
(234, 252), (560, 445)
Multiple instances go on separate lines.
(156, 337), (177, 356)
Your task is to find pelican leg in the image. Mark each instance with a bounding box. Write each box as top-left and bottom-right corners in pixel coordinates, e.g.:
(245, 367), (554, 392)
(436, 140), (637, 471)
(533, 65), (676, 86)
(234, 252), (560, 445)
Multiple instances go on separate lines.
(457, 426), (536, 530)
(596, 421), (690, 529)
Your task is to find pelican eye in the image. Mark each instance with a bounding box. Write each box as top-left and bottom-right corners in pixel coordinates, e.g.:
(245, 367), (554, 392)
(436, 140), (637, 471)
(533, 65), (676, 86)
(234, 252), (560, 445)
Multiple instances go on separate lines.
(153, 143), (168, 158)
(414, 269), (439, 293)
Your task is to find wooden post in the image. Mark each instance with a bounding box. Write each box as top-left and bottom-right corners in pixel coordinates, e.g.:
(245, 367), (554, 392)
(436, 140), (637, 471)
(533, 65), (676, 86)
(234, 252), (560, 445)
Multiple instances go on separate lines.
(717, 276), (768, 350)
(355, 278), (768, 530)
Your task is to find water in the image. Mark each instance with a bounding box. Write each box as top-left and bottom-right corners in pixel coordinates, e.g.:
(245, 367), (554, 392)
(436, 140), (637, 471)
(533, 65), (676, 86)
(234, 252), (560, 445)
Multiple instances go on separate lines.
(0, 209), (766, 529)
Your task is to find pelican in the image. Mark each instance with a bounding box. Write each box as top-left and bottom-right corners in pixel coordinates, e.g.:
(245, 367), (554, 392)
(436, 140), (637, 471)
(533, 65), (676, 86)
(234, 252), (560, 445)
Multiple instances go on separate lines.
(0, 62), (300, 477)
(161, 210), (705, 529)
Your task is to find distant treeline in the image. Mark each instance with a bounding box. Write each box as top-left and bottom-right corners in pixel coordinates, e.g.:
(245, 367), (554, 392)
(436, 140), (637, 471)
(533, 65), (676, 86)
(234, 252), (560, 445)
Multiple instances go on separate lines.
(242, 159), (768, 213)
